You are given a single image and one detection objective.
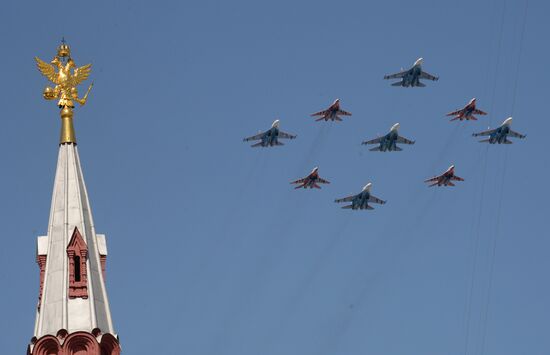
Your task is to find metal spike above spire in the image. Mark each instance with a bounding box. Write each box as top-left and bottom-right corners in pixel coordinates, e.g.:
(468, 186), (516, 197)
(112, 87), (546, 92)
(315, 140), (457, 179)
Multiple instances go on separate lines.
(35, 40), (94, 145)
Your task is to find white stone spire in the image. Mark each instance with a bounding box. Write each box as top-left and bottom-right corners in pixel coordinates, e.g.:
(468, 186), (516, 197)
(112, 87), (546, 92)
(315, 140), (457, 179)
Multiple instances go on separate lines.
(33, 142), (115, 338)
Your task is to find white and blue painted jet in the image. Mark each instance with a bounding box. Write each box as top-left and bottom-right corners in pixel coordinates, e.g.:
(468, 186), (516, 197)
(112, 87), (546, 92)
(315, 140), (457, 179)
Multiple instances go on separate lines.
(243, 119), (297, 147)
(384, 58), (439, 87)
(361, 123), (415, 151)
(472, 117), (526, 144)
(334, 183), (386, 210)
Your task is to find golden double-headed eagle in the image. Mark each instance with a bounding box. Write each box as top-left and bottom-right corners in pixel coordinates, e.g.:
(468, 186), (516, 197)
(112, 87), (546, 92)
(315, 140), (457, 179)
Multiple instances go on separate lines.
(35, 42), (93, 108)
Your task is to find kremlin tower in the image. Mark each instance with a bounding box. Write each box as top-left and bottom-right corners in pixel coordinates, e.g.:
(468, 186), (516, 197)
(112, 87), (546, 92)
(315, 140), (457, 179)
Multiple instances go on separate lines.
(28, 41), (121, 355)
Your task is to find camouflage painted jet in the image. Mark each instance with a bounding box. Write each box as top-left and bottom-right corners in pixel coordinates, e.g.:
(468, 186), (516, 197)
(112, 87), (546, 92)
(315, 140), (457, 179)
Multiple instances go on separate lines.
(291, 167), (330, 189)
(361, 123), (415, 151)
(446, 98), (487, 121)
(243, 119), (296, 147)
(472, 117), (526, 144)
(334, 183), (386, 210)
(384, 58), (439, 87)
(310, 99), (352, 122)
(424, 165), (464, 187)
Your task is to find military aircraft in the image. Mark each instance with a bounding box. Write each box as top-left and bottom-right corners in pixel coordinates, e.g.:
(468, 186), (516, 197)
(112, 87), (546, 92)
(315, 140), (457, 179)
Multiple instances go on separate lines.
(243, 119), (297, 147)
(334, 183), (386, 210)
(291, 167), (330, 189)
(424, 165), (464, 187)
(384, 58), (439, 87)
(310, 99), (352, 121)
(446, 98), (487, 121)
(361, 123), (415, 151)
(472, 117), (526, 144)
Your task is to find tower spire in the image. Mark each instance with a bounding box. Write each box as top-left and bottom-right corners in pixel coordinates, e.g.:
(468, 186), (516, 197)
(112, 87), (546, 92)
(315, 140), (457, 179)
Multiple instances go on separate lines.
(29, 42), (120, 355)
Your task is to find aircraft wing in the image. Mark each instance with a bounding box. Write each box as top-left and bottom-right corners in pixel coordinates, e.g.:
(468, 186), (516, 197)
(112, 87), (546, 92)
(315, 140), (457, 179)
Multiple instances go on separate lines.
(508, 129), (526, 139)
(317, 177), (330, 184)
(368, 195), (386, 204)
(243, 131), (265, 141)
(473, 109), (488, 115)
(420, 71), (439, 81)
(290, 177), (307, 184)
(472, 128), (496, 137)
(337, 109), (352, 116)
(279, 131), (297, 139)
(451, 175), (464, 181)
(335, 195), (355, 203)
(384, 70), (408, 80)
(424, 175), (440, 183)
(311, 109), (330, 117)
(362, 136), (383, 145)
(446, 109), (463, 116)
(396, 135), (415, 144)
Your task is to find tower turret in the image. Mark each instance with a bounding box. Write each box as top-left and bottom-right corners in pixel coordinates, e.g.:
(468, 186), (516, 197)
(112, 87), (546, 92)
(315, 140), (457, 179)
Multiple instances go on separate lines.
(29, 41), (121, 355)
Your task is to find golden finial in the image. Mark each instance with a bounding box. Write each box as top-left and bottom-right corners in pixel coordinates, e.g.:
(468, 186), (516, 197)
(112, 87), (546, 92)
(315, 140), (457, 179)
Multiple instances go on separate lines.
(35, 39), (93, 145)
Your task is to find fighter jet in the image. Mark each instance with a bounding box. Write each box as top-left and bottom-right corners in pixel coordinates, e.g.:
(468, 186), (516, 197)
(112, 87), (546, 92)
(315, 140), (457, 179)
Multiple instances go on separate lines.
(310, 99), (352, 122)
(361, 123), (415, 151)
(424, 165), (464, 187)
(384, 58), (439, 87)
(243, 119), (297, 147)
(446, 98), (487, 121)
(291, 167), (330, 189)
(334, 183), (386, 210)
(472, 117), (526, 144)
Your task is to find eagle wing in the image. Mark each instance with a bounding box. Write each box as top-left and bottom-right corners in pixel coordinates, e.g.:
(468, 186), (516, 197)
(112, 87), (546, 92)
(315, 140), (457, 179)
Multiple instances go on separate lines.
(72, 63), (92, 86)
(35, 57), (59, 84)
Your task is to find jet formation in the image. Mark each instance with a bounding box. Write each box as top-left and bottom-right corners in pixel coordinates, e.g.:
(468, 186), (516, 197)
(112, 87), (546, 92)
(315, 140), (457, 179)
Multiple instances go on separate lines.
(242, 57), (526, 211)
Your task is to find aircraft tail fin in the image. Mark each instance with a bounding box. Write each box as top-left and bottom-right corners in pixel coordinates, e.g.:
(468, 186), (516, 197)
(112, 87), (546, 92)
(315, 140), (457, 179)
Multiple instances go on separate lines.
(315, 117), (326, 122)
(313, 183), (321, 189)
(447, 182), (455, 187)
(415, 81), (426, 87)
(478, 138), (491, 143)
(274, 140), (284, 146)
(503, 139), (513, 144)
(251, 141), (265, 148)
(341, 205), (353, 209)
(391, 81), (404, 87)
(392, 146), (403, 151)
(369, 146), (381, 151)
(450, 117), (460, 121)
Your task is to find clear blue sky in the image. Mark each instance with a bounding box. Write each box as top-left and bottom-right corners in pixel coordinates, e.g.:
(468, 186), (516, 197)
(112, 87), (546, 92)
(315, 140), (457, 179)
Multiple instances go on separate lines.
(0, 0), (548, 354)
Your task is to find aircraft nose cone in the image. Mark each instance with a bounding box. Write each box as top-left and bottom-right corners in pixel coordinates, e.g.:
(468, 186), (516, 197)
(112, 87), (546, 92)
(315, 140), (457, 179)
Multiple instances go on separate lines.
(504, 117), (513, 125)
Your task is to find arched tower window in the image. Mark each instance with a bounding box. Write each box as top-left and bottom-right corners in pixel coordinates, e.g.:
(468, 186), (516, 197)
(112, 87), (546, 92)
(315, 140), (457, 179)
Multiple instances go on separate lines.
(66, 227), (88, 299)
(74, 256), (81, 282)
